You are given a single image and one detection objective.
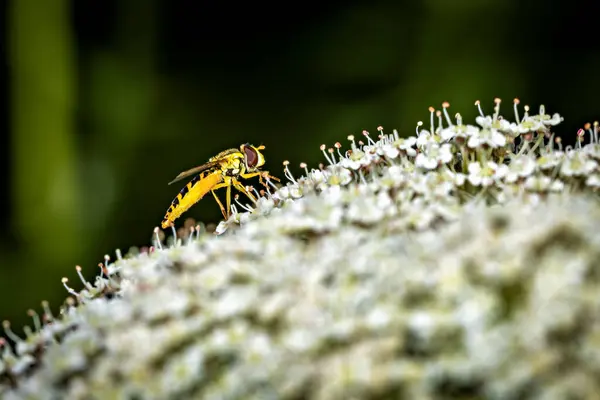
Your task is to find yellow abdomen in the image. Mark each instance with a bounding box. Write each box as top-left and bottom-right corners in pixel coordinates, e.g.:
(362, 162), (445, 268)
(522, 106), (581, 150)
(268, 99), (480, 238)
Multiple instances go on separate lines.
(161, 171), (223, 229)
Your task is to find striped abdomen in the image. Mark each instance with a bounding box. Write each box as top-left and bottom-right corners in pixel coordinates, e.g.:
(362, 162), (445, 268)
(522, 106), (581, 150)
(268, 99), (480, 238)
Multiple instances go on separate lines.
(161, 170), (223, 229)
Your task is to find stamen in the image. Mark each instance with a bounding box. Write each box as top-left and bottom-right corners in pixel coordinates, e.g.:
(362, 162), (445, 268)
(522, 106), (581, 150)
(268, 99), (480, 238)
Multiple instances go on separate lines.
(493, 98), (501, 121)
(363, 130), (376, 146)
(27, 309), (42, 332)
(328, 147), (337, 163)
(539, 104), (546, 116)
(3, 321), (22, 344)
(171, 225), (178, 246)
(41, 300), (54, 322)
(523, 105), (530, 119)
(545, 132), (555, 152)
(593, 121), (599, 144)
(300, 162), (309, 176)
(358, 169), (367, 185)
(246, 185), (259, 204)
(75, 265), (94, 291)
(576, 128), (585, 149)
(475, 100), (484, 117)
(442, 102), (453, 127)
(230, 204), (239, 216)
(252, 186), (262, 199)
(455, 112), (463, 126)
(436, 110), (443, 131)
(416, 121), (423, 136)
(61, 278), (80, 298)
(584, 122), (593, 144)
(234, 194), (254, 213)
(555, 137), (563, 152)
(264, 176), (279, 192)
(334, 142), (344, 160)
(513, 98), (521, 124)
(23, 325), (34, 339)
(282, 160), (297, 184)
(153, 227), (163, 250)
(98, 262), (110, 280)
(195, 224), (202, 240)
(347, 135), (357, 150)
(425, 107), (434, 134)
(115, 248), (122, 260)
(320, 144), (335, 165)
(393, 129), (399, 141)
(185, 226), (195, 245)
(65, 296), (77, 309)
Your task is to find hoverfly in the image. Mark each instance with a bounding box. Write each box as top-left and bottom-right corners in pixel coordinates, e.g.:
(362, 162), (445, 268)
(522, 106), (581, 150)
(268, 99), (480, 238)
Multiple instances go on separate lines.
(161, 144), (279, 229)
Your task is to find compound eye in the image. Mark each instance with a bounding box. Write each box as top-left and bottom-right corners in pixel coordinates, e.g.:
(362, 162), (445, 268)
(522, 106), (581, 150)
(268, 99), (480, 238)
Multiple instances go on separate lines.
(244, 145), (258, 168)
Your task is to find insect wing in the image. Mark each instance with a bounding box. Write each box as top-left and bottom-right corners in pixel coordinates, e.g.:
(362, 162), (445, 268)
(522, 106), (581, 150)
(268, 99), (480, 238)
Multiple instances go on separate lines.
(168, 161), (220, 185)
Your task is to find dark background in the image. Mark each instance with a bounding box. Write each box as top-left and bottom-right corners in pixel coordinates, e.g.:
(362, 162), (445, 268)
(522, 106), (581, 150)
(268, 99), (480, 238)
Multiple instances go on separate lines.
(1, 0), (599, 333)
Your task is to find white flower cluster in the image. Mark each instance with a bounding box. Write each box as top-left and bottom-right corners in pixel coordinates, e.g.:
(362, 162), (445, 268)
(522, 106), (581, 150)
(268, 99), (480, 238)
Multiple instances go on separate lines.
(2, 100), (600, 399)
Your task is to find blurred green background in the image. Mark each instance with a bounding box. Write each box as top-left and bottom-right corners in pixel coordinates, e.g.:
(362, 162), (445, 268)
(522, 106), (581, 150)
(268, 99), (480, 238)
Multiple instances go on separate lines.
(1, 0), (599, 333)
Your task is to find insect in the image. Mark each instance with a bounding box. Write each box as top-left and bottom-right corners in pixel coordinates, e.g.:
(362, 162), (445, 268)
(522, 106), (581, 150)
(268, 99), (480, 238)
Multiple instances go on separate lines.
(161, 143), (279, 229)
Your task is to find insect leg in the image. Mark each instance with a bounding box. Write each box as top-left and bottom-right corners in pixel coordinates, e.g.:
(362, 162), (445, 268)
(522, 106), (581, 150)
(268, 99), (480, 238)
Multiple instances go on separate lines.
(240, 171), (280, 187)
(211, 189), (228, 219)
(232, 178), (257, 204)
(226, 180), (232, 218)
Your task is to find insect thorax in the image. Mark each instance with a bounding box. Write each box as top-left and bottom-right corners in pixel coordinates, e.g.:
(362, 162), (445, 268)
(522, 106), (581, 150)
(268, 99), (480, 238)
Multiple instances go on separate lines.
(222, 155), (244, 177)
